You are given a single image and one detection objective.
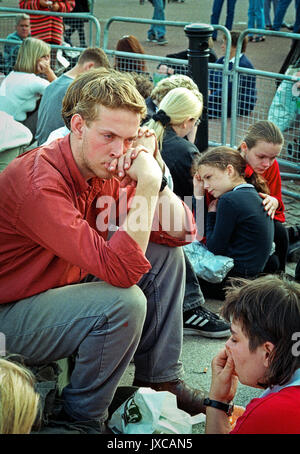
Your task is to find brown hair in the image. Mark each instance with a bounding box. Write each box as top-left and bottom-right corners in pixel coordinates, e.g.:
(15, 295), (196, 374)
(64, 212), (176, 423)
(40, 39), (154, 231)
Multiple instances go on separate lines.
(193, 146), (269, 193)
(222, 275), (300, 388)
(238, 121), (284, 192)
(130, 72), (154, 99)
(62, 68), (146, 129)
(239, 120), (284, 151)
(77, 47), (111, 69)
(223, 30), (248, 53)
(114, 35), (147, 73)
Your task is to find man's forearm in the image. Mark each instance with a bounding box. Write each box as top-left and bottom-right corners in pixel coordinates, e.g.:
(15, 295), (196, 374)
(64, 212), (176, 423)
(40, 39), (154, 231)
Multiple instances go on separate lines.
(123, 179), (160, 253)
(157, 186), (192, 240)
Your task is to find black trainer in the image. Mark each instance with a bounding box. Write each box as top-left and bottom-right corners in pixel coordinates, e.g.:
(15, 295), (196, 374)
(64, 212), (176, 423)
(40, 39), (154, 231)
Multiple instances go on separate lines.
(183, 306), (230, 338)
(147, 34), (157, 42)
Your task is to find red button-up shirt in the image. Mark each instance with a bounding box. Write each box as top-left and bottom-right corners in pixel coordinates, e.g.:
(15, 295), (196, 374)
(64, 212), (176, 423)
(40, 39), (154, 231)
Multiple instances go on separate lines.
(0, 135), (196, 304)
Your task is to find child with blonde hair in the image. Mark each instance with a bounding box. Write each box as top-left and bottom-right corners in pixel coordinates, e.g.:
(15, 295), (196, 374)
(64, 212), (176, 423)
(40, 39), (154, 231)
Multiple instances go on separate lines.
(0, 358), (39, 434)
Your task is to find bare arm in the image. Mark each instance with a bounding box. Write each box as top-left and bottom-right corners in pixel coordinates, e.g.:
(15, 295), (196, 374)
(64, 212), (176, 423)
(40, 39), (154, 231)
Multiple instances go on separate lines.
(205, 348), (239, 434)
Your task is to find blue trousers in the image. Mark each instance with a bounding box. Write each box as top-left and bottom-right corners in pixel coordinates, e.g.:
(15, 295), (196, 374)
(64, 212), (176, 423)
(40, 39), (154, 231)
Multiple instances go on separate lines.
(264, 0), (279, 26)
(148, 0), (166, 39)
(211, 0), (237, 39)
(0, 242), (185, 423)
(273, 0), (300, 32)
(248, 0), (266, 35)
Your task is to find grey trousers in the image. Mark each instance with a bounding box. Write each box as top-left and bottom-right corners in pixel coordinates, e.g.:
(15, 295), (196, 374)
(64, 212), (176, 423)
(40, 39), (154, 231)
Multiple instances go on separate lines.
(0, 242), (185, 423)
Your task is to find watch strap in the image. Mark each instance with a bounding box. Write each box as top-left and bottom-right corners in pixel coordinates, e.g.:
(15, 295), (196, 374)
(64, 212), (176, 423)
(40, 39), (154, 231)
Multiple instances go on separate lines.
(203, 397), (234, 416)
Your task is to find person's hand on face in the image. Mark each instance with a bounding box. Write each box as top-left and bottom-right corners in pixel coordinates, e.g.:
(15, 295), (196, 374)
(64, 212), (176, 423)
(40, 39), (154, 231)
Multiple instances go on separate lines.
(209, 347), (239, 403)
(193, 172), (205, 198)
(36, 56), (51, 74)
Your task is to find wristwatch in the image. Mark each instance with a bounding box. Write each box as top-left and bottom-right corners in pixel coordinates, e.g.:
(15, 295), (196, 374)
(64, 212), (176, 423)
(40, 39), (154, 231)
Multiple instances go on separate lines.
(203, 397), (234, 416)
(159, 175), (168, 192)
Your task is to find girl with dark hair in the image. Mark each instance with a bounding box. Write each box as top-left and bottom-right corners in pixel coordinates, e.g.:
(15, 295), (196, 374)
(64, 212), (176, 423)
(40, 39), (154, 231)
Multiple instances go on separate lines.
(193, 146), (274, 299)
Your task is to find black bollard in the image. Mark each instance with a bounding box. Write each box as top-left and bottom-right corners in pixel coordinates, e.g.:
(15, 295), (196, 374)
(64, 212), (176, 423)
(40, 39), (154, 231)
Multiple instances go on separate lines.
(184, 23), (213, 153)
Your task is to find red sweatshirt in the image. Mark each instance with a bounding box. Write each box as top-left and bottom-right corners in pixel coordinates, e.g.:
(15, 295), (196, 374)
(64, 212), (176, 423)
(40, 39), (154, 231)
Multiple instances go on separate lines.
(231, 386), (300, 434)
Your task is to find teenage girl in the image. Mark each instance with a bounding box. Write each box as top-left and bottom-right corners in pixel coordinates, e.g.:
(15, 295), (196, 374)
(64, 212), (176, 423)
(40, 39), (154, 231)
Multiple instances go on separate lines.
(193, 146), (274, 300)
(238, 120), (288, 272)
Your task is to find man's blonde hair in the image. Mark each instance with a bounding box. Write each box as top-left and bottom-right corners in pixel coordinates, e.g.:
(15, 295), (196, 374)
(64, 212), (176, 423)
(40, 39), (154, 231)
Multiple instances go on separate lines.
(14, 37), (51, 74)
(0, 358), (40, 434)
(63, 69), (147, 129)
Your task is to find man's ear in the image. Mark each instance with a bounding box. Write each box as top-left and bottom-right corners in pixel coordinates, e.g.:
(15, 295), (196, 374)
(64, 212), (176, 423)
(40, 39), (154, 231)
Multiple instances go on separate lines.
(263, 341), (275, 367)
(82, 61), (95, 71)
(70, 114), (85, 138)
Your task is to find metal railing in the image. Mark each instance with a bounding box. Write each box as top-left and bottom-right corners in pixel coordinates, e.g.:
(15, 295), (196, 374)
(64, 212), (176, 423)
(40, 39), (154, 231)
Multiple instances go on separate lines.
(0, 6), (101, 47)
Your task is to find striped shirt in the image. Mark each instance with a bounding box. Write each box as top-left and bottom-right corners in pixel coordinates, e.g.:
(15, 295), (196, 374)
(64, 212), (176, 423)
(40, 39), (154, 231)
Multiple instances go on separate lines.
(19, 0), (75, 44)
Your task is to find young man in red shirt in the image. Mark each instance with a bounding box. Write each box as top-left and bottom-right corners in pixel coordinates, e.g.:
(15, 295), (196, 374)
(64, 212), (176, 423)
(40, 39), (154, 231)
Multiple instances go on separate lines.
(0, 69), (207, 432)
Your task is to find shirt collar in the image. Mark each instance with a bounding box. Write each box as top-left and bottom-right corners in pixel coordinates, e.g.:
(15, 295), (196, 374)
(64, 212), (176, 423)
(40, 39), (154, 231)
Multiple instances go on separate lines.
(260, 368), (300, 398)
(58, 134), (90, 195)
(232, 183), (254, 191)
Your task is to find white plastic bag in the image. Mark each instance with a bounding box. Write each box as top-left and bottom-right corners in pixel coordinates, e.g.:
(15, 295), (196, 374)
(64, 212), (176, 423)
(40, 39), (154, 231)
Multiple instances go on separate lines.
(108, 388), (195, 434)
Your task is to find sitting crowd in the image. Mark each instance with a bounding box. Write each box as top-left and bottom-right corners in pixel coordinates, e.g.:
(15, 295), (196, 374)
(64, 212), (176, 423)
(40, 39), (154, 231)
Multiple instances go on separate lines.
(0, 19), (299, 435)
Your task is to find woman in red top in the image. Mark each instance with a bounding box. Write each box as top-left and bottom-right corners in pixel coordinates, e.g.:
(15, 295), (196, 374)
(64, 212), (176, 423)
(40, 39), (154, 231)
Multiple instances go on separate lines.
(238, 120), (288, 272)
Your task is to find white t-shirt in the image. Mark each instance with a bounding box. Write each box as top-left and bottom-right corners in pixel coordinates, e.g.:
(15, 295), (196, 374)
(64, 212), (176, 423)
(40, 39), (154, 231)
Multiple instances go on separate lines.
(0, 71), (50, 122)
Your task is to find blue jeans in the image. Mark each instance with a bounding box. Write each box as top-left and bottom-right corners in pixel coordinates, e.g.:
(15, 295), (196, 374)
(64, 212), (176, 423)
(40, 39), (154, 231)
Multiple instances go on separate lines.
(264, 0), (279, 26)
(248, 0), (265, 35)
(211, 0), (237, 39)
(182, 251), (205, 311)
(273, 0), (300, 32)
(0, 242), (185, 423)
(148, 0), (166, 39)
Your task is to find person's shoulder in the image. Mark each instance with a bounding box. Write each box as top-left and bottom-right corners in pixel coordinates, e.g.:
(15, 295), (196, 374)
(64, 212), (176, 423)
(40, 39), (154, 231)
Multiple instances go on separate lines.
(240, 54), (255, 69)
(233, 387), (300, 434)
(5, 31), (20, 40)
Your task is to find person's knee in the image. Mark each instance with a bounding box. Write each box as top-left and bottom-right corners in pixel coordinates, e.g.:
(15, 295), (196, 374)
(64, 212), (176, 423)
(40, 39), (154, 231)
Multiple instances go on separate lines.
(118, 285), (147, 326)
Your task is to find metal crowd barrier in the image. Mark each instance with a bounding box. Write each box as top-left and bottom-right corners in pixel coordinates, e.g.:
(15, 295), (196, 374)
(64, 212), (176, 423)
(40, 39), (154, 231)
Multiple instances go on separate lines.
(0, 6), (100, 47)
(103, 17), (231, 149)
(230, 28), (300, 199)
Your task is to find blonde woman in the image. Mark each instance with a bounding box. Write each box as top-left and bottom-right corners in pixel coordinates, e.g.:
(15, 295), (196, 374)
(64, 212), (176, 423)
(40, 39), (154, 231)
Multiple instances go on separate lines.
(0, 358), (40, 434)
(146, 86), (203, 200)
(0, 37), (56, 135)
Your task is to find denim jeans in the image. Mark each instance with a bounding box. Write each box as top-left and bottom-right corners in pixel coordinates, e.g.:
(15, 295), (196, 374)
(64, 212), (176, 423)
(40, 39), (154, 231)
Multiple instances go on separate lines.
(0, 242), (185, 423)
(211, 0), (237, 40)
(273, 0), (300, 32)
(264, 0), (279, 25)
(248, 0), (265, 35)
(148, 0), (166, 39)
(182, 251), (205, 312)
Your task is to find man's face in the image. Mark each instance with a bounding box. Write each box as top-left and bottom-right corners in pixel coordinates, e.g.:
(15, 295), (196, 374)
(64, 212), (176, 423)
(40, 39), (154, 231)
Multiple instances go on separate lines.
(73, 105), (141, 180)
(16, 19), (31, 39)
